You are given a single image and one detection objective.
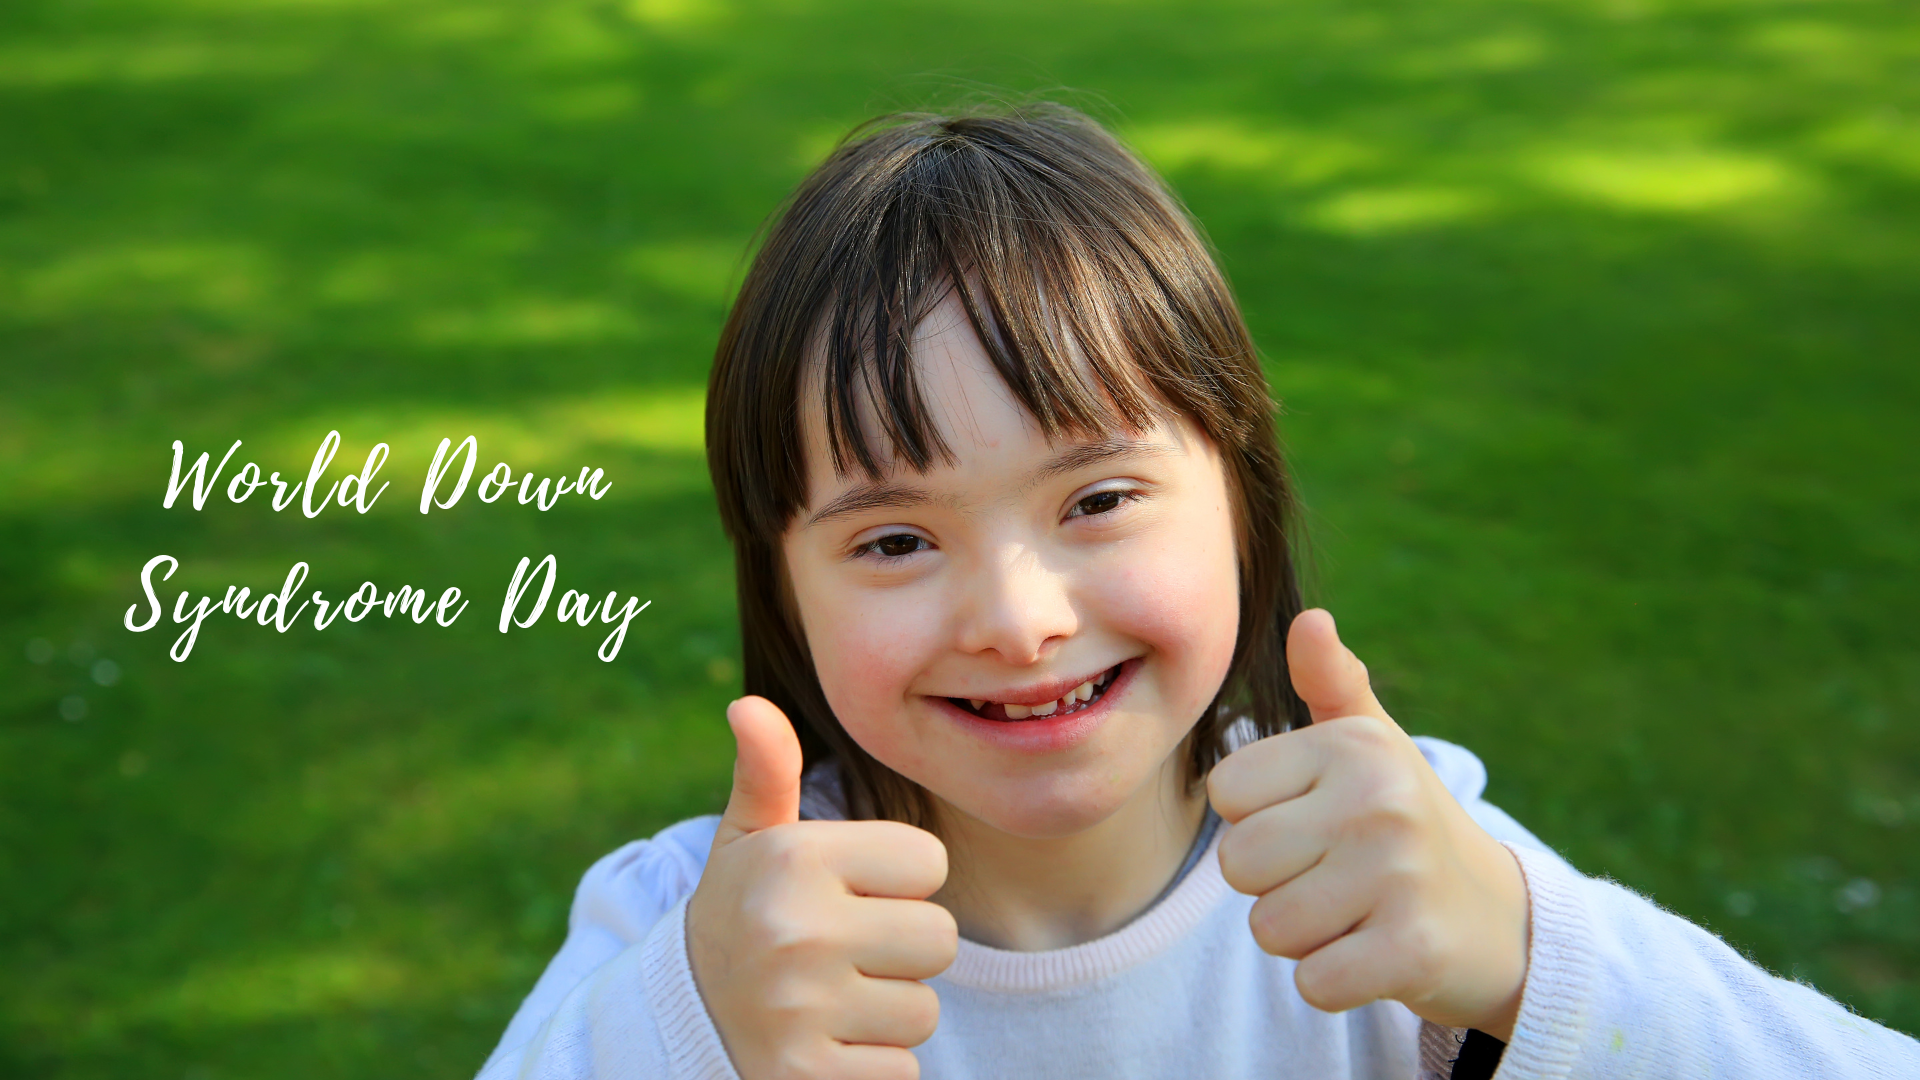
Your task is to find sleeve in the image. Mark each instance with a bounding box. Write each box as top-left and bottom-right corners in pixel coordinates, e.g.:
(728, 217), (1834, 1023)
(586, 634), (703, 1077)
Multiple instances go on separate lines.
(476, 815), (740, 1080)
(1412, 736), (1570, 867)
(1412, 735), (1920, 1079)
(1496, 845), (1920, 1080)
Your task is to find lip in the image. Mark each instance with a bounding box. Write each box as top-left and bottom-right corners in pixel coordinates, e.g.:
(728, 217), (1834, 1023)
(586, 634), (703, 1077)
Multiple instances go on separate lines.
(927, 658), (1141, 754)
(942, 663), (1125, 709)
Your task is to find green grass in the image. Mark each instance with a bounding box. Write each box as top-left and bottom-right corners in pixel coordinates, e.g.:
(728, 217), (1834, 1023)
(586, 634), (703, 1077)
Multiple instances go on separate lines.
(2, 0), (1916, 1074)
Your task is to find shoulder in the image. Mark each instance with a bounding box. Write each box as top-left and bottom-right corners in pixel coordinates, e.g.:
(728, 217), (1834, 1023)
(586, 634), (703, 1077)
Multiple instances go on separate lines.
(481, 815), (722, 1075)
(567, 756), (846, 939)
(569, 815), (719, 944)
(1411, 735), (1568, 866)
(1411, 735), (1489, 803)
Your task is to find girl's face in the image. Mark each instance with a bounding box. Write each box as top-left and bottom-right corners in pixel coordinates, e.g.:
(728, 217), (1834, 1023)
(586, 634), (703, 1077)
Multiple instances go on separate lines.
(783, 295), (1242, 839)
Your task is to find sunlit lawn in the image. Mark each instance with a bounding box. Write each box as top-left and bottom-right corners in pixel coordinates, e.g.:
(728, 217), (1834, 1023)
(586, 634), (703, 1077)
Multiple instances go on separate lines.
(2, 0), (1916, 1074)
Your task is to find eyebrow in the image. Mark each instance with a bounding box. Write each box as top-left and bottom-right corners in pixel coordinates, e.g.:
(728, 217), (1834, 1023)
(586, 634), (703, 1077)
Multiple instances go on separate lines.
(1029, 435), (1174, 482)
(805, 483), (936, 528)
(803, 435), (1176, 528)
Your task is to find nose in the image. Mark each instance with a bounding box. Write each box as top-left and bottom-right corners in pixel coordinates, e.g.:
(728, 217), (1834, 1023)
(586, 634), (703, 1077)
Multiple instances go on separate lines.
(953, 542), (1077, 665)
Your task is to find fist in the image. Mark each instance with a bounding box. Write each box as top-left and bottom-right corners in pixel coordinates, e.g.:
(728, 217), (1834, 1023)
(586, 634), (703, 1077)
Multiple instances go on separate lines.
(1208, 610), (1531, 1039)
(687, 696), (959, 1080)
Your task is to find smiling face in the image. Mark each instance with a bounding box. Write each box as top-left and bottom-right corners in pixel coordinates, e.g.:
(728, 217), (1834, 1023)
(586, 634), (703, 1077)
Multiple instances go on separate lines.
(782, 294), (1243, 840)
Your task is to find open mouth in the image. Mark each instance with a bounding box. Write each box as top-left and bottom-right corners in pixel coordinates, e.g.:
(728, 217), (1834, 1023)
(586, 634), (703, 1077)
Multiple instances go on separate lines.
(948, 663), (1123, 722)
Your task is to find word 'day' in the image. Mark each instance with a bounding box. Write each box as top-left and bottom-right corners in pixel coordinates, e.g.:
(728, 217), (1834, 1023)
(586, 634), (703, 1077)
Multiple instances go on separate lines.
(500, 555), (650, 661)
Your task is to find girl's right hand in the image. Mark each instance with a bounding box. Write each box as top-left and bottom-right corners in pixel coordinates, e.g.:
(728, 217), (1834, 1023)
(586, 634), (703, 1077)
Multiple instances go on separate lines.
(687, 696), (958, 1080)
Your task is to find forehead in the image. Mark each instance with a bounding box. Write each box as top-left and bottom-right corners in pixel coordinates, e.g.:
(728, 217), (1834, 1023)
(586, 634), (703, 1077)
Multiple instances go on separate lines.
(787, 295), (1205, 534)
(794, 290), (1164, 506)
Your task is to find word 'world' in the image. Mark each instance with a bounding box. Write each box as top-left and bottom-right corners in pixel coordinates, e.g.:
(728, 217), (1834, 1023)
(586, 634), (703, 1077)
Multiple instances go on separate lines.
(163, 432), (609, 516)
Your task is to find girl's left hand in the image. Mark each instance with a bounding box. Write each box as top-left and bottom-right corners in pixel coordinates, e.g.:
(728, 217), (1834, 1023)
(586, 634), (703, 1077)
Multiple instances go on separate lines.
(1208, 608), (1531, 1040)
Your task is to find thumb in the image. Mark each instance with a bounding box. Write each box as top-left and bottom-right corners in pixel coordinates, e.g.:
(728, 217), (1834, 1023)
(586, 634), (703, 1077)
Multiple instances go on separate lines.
(1286, 608), (1390, 725)
(713, 695), (804, 847)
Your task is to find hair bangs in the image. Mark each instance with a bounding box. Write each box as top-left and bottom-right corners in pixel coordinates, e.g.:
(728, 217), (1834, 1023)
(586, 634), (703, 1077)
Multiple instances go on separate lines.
(812, 113), (1235, 485)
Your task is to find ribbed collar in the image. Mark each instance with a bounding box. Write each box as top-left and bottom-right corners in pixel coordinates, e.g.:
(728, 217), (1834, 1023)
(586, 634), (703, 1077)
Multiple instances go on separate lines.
(799, 761), (1237, 994)
(940, 830), (1232, 994)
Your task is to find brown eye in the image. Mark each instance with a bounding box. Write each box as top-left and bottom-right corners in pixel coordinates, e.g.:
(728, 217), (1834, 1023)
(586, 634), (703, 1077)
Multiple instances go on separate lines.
(870, 533), (926, 558)
(1074, 491), (1126, 517)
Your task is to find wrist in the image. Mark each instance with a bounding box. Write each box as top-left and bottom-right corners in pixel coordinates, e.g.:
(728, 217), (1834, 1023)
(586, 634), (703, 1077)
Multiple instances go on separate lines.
(1476, 993), (1520, 1044)
(1465, 835), (1531, 1042)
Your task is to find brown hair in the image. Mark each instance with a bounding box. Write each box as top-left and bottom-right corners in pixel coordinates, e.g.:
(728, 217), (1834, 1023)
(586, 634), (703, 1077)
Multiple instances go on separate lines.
(705, 103), (1311, 828)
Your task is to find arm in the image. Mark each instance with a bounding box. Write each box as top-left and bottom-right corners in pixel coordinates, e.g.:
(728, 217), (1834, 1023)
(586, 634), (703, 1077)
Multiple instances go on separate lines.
(1497, 844), (1920, 1080)
(477, 816), (735, 1080)
(1212, 609), (1918, 1079)
(482, 698), (956, 1080)
(1419, 736), (1920, 1078)
(477, 893), (739, 1080)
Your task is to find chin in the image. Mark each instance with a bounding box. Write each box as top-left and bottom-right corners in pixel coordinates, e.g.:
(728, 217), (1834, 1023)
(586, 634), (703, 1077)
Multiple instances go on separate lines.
(934, 772), (1139, 840)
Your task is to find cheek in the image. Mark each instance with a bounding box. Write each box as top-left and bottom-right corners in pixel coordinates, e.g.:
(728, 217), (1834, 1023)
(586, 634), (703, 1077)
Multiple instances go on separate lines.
(1095, 509), (1241, 707)
(795, 585), (943, 760)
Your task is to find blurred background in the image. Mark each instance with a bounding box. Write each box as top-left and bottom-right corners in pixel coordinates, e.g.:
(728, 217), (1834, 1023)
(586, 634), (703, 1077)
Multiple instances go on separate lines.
(2, 0), (1916, 1074)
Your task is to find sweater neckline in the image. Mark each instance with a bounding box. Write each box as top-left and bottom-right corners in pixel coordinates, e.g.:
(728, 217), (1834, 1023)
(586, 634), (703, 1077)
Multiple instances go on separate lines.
(940, 830), (1232, 993)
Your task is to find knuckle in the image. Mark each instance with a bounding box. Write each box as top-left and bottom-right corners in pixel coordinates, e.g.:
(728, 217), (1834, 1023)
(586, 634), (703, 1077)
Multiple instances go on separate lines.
(907, 832), (949, 883)
(1247, 896), (1301, 958)
(750, 902), (803, 943)
(758, 825), (818, 867)
(752, 1002), (823, 1061)
(770, 1044), (830, 1080)
(762, 976), (829, 1022)
(900, 983), (942, 1044)
(1220, 864), (1255, 897)
(1392, 919), (1448, 998)
(1348, 772), (1423, 838)
(1206, 761), (1241, 809)
(1364, 793), (1422, 843)
(1247, 906), (1281, 953)
(753, 908), (836, 964)
(1294, 958), (1345, 1012)
(1321, 714), (1361, 741)
(1343, 713), (1392, 748)
(871, 822), (949, 888)
(764, 972), (840, 1014)
(901, 824), (945, 861)
(1215, 831), (1253, 892)
(741, 828), (817, 886)
(1207, 749), (1267, 819)
(924, 905), (961, 963)
(1374, 852), (1425, 896)
(878, 1049), (921, 1080)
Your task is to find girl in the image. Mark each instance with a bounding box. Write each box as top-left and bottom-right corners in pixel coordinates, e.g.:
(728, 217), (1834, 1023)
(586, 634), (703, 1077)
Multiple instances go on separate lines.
(478, 106), (1918, 1080)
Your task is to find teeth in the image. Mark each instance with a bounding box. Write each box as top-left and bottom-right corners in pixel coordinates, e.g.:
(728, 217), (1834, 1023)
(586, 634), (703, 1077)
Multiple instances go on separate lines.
(978, 669), (1118, 721)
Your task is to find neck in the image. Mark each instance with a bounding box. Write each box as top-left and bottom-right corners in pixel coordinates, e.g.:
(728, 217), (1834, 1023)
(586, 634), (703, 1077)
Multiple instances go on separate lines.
(928, 752), (1208, 952)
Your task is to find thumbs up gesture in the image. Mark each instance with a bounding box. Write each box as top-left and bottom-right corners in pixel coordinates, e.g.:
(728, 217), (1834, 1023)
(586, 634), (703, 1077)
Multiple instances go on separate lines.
(687, 696), (959, 1080)
(1208, 610), (1532, 1039)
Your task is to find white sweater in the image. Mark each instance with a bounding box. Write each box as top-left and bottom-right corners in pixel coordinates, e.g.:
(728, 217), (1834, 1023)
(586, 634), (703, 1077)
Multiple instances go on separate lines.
(477, 739), (1920, 1079)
